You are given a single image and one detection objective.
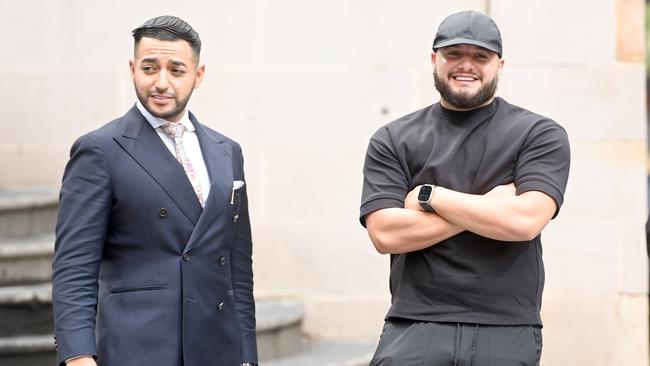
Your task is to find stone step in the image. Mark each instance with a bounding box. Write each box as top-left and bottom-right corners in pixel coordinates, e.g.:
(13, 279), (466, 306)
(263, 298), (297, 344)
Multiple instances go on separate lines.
(256, 301), (303, 361)
(0, 334), (56, 366)
(0, 235), (54, 286)
(0, 288), (305, 361)
(263, 339), (375, 366)
(0, 189), (58, 239)
(0, 283), (52, 337)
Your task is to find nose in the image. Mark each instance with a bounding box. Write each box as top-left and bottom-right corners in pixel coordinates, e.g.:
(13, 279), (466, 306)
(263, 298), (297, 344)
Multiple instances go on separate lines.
(457, 57), (474, 71)
(154, 70), (169, 91)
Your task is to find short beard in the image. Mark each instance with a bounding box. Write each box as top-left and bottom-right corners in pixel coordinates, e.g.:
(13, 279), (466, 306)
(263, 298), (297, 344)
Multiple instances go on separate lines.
(434, 71), (498, 110)
(135, 89), (193, 121)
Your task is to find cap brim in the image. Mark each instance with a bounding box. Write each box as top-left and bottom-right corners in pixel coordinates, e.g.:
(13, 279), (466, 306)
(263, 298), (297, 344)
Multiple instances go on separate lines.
(433, 38), (501, 56)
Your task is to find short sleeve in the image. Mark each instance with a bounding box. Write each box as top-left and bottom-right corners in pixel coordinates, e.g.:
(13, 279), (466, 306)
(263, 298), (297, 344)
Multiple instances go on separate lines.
(359, 129), (409, 227)
(514, 120), (570, 219)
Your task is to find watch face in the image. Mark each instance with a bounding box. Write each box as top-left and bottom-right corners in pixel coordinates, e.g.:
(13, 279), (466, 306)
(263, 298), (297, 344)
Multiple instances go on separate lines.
(418, 185), (432, 201)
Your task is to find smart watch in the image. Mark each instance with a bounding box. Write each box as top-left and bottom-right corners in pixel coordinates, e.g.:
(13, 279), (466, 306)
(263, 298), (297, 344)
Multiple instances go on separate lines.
(417, 184), (437, 212)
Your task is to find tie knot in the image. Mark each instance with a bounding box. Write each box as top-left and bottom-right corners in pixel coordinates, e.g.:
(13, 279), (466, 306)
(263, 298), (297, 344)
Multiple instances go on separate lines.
(162, 122), (186, 142)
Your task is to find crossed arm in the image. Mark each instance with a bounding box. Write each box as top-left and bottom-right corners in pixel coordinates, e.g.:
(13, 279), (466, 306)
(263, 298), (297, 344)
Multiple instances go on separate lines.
(365, 183), (557, 254)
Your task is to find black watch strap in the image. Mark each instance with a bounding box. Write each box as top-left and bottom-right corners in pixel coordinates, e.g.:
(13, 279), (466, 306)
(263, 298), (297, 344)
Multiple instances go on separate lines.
(419, 200), (435, 212)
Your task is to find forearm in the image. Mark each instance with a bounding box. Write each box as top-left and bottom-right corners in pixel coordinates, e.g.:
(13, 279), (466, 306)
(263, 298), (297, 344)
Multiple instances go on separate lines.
(231, 190), (258, 363)
(366, 208), (464, 254)
(53, 135), (110, 363)
(231, 254), (256, 363)
(230, 246), (256, 365)
(431, 187), (554, 241)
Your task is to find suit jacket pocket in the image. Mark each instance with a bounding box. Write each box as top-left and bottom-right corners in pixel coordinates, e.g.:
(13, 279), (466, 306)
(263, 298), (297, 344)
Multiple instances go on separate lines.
(109, 284), (167, 294)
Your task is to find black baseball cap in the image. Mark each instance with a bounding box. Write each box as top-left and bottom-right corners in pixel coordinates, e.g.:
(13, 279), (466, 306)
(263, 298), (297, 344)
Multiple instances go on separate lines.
(432, 10), (503, 57)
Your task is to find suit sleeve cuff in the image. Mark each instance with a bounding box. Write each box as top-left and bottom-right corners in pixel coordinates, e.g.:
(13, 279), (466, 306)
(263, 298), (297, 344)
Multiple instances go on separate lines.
(65, 355), (94, 364)
(55, 329), (97, 366)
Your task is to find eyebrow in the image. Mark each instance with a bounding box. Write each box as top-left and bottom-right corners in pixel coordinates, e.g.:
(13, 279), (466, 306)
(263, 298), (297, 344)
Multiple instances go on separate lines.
(441, 48), (462, 54)
(141, 57), (159, 64)
(170, 60), (188, 68)
(140, 57), (187, 68)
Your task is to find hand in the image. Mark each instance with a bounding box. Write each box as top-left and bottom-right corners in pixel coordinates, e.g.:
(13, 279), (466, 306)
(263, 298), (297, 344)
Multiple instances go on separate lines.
(485, 183), (516, 197)
(66, 356), (97, 366)
(404, 186), (423, 211)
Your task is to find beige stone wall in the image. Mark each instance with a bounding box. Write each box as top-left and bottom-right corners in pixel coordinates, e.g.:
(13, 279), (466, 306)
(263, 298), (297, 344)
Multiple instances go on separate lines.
(492, 0), (648, 364)
(1, 0), (647, 364)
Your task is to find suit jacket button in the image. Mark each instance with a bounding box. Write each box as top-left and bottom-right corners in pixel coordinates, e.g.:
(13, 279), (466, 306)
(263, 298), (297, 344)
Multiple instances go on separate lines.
(159, 208), (168, 218)
(183, 254), (190, 261)
(233, 214), (239, 223)
(219, 257), (226, 266)
(218, 302), (224, 311)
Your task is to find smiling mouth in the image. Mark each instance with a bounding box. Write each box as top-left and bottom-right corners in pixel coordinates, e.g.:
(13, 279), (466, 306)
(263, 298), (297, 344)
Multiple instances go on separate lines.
(451, 74), (479, 82)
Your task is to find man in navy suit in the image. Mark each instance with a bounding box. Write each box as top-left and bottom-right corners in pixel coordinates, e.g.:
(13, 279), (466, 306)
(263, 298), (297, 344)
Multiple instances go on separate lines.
(52, 15), (257, 366)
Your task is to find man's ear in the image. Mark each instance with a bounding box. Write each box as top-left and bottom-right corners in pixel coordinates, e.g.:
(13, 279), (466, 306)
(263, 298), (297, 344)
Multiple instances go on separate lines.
(430, 51), (438, 74)
(129, 59), (135, 81)
(497, 58), (505, 78)
(194, 64), (206, 89)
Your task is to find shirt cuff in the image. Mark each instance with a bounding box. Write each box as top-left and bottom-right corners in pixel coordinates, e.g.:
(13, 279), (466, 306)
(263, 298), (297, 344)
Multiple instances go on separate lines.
(65, 355), (93, 364)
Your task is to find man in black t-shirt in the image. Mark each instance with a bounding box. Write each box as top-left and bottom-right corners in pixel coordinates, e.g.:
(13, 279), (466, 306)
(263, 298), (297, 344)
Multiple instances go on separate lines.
(360, 11), (570, 366)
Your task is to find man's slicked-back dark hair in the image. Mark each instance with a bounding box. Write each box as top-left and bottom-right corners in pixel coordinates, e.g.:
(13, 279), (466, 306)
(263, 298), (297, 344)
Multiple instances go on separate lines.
(132, 15), (201, 58)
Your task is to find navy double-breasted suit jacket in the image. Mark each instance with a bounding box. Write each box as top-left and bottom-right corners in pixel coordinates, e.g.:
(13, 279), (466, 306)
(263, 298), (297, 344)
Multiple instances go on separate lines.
(52, 106), (257, 366)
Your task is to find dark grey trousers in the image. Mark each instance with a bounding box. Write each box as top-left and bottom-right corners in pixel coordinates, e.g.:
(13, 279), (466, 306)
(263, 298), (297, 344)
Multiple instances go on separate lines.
(370, 319), (543, 366)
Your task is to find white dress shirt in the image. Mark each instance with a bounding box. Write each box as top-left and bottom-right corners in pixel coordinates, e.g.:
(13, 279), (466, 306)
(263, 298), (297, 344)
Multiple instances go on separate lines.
(136, 101), (211, 201)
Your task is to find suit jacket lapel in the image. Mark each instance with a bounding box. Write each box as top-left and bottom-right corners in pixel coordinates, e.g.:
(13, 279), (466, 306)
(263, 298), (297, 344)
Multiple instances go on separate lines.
(113, 106), (203, 226)
(192, 112), (230, 196)
(183, 113), (233, 253)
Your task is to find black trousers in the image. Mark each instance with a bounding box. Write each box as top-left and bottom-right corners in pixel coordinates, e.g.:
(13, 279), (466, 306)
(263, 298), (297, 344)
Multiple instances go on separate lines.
(370, 319), (543, 366)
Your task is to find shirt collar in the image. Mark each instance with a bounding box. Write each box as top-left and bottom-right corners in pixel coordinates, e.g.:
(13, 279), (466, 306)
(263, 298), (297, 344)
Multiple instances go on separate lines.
(136, 101), (195, 132)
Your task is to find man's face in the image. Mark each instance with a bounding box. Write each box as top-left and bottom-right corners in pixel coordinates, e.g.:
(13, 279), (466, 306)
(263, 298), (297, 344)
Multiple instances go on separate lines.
(431, 44), (504, 110)
(130, 37), (204, 122)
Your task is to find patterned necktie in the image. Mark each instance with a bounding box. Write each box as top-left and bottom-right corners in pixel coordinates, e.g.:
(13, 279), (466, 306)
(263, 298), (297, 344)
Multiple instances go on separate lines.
(161, 122), (205, 207)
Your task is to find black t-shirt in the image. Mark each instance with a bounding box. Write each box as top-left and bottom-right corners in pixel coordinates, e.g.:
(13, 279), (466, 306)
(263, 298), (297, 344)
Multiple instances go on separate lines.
(360, 97), (570, 326)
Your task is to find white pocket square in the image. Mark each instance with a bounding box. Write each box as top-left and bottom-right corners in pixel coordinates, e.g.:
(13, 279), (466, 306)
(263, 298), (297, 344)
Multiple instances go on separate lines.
(231, 181), (245, 204)
(233, 180), (245, 190)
